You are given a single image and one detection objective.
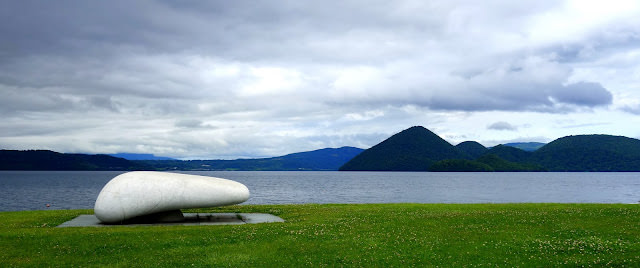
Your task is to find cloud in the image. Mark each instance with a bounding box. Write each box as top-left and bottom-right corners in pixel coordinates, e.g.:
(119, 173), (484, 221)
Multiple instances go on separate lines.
(0, 1), (621, 114)
(621, 104), (640, 115)
(0, 1), (639, 158)
(488, 122), (518, 131)
(175, 119), (205, 128)
(560, 122), (611, 129)
(551, 82), (612, 106)
(323, 53), (615, 112)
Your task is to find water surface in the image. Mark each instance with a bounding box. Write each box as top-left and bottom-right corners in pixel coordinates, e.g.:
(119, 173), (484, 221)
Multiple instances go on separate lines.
(1, 171), (639, 211)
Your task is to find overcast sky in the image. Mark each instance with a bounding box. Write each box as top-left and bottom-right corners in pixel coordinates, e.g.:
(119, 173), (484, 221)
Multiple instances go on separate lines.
(2, 0), (640, 159)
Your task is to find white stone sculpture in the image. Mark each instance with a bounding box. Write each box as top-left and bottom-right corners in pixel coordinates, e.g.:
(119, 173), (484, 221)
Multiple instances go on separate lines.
(94, 171), (250, 224)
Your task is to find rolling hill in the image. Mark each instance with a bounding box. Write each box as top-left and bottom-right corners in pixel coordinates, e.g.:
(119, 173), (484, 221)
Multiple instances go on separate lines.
(531, 135), (640, 171)
(339, 126), (640, 172)
(5, 129), (640, 172)
(484, 145), (532, 163)
(339, 126), (470, 171)
(455, 141), (489, 158)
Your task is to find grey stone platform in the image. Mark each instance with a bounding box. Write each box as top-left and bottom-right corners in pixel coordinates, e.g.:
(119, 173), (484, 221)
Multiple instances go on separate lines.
(58, 213), (284, 227)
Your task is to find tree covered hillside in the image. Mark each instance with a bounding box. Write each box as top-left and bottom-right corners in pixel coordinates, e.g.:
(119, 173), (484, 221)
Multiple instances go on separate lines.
(532, 135), (640, 171)
(455, 141), (488, 158)
(484, 145), (532, 163)
(503, 142), (546, 152)
(1, 147), (363, 171)
(0, 150), (147, 170)
(340, 126), (470, 171)
(339, 127), (640, 172)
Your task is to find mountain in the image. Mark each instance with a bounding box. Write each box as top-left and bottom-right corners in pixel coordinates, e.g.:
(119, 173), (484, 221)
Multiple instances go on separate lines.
(7, 132), (640, 172)
(428, 159), (494, 172)
(341, 127), (640, 172)
(268, 146), (364, 170)
(339, 126), (470, 171)
(531, 135), (640, 171)
(475, 154), (545, 172)
(429, 153), (546, 172)
(0, 150), (148, 171)
(483, 145), (532, 163)
(503, 142), (546, 152)
(456, 141), (488, 158)
(138, 146), (364, 171)
(109, 153), (176, 160)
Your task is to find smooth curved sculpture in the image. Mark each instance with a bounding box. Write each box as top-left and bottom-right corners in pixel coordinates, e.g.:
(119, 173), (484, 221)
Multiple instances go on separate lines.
(94, 171), (250, 223)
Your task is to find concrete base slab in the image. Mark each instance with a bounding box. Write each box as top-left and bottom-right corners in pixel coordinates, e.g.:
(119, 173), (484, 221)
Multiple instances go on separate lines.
(58, 213), (284, 227)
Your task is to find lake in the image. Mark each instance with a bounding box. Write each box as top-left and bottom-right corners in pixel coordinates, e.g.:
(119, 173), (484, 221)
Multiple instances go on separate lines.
(1, 171), (639, 211)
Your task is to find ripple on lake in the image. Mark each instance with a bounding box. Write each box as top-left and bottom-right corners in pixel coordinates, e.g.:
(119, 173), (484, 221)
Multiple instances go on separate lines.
(1, 171), (639, 211)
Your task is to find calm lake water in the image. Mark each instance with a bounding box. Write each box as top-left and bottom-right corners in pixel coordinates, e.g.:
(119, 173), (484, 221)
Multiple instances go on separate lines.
(1, 171), (639, 211)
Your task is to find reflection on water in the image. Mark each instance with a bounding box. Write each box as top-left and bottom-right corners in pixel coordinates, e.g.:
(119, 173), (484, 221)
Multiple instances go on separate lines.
(1, 171), (639, 211)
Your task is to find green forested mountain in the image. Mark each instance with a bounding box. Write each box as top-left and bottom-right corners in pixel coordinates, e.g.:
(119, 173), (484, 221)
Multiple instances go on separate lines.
(429, 154), (546, 172)
(6, 130), (640, 172)
(1, 147), (363, 171)
(455, 141), (488, 158)
(475, 154), (545, 172)
(531, 135), (640, 171)
(484, 145), (532, 163)
(339, 127), (640, 172)
(428, 159), (494, 172)
(339, 126), (470, 171)
(503, 142), (546, 152)
(0, 150), (148, 170)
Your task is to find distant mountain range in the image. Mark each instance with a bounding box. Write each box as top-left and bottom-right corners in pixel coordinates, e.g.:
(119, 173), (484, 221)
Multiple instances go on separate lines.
(108, 153), (176, 160)
(136, 147), (364, 171)
(501, 142), (546, 152)
(0, 147), (363, 171)
(0, 150), (147, 171)
(4, 126), (640, 172)
(340, 126), (640, 172)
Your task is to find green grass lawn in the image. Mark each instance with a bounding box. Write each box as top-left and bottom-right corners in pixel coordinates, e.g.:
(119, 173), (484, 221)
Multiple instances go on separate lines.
(1, 203), (640, 267)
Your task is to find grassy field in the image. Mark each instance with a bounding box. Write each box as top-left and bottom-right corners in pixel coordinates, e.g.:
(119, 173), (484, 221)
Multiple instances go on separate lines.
(1, 203), (640, 267)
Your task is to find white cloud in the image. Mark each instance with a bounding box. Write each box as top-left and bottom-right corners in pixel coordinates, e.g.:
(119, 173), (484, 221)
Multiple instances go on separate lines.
(622, 103), (640, 115)
(238, 67), (304, 97)
(526, 0), (640, 46)
(1, 0), (639, 158)
(342, 110), (386, 121)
